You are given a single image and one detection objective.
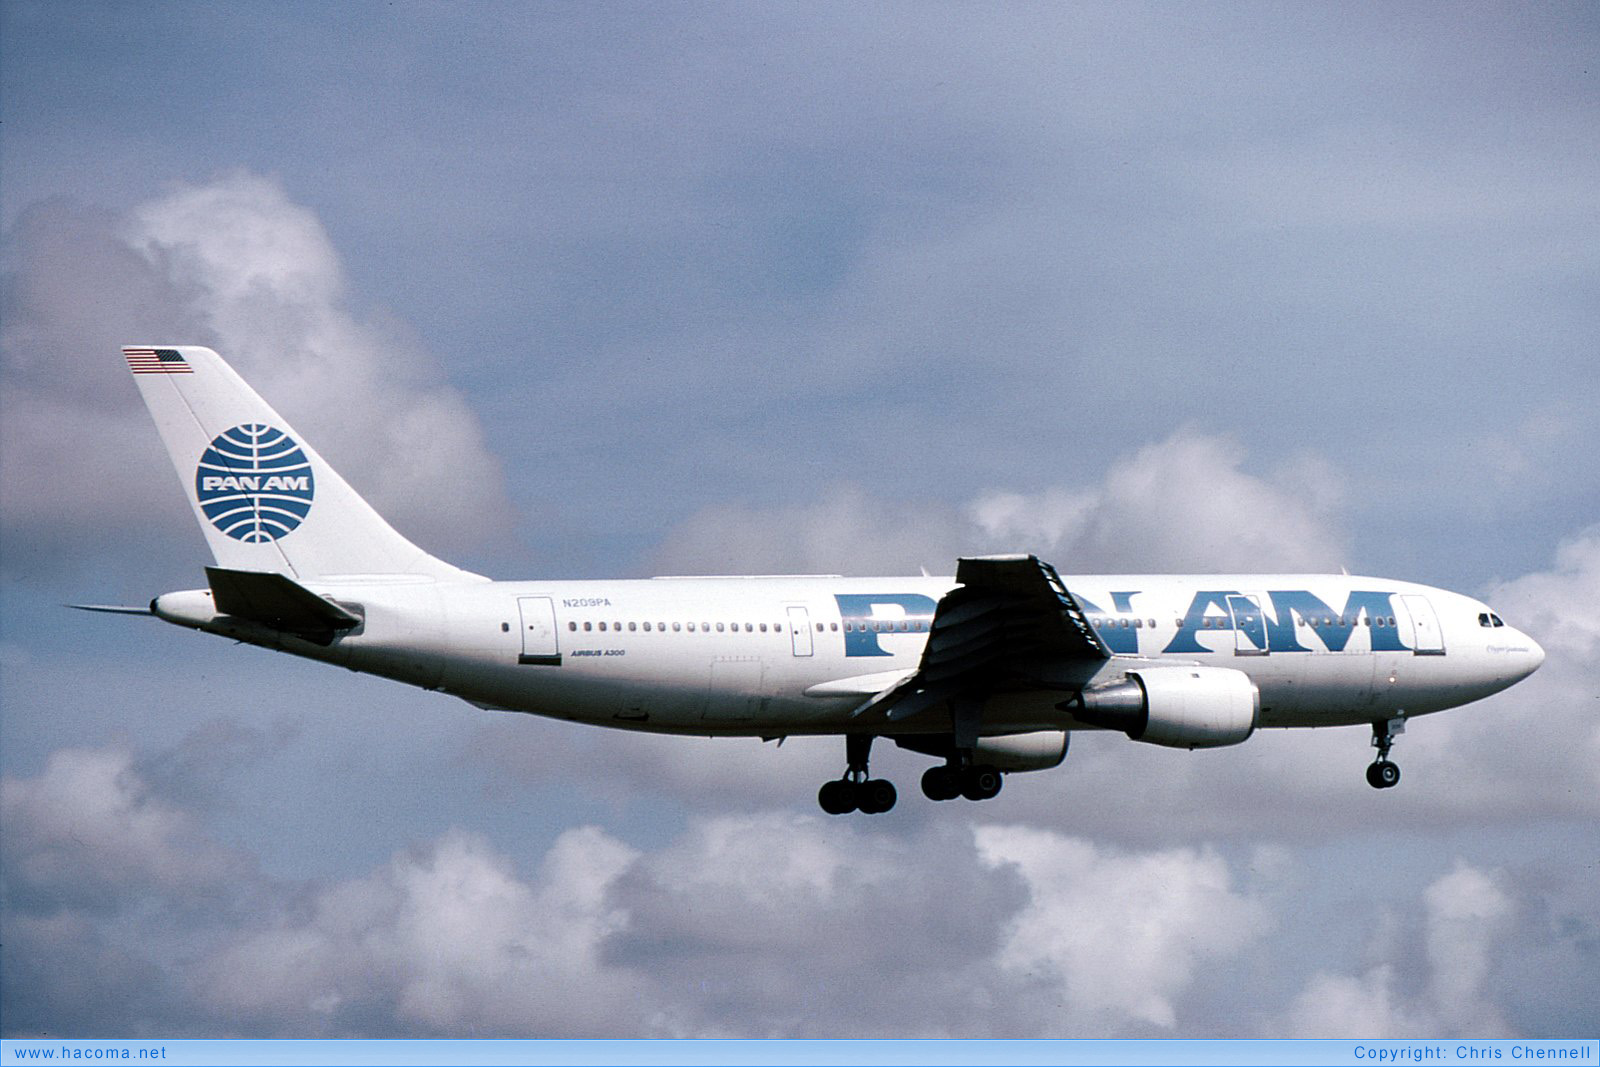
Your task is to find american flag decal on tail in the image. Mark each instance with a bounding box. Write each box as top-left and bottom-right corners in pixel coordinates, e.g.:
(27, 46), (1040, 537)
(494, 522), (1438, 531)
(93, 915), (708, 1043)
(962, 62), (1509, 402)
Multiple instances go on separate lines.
(124, 347), (194, 374)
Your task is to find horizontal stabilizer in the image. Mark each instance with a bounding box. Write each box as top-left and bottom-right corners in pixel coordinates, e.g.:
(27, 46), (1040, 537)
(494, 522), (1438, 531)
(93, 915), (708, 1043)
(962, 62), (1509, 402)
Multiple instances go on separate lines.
(205, 566), (360, 638)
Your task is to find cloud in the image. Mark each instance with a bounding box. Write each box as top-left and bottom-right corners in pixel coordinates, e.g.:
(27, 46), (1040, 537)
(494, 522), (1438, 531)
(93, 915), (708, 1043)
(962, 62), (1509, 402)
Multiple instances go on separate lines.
(0, 746), (253, 915)
(975, 826), (1270, 1031)
(650, 430), (1350, 578)
(1276, 862), (1516, 1037)
(9, 734), (1598, 1039)
(0, 174), (515, 581)
(198, 826), (643, 1036)
(0, 742), (1279, 1038)
(1489, 525), (1600, 662)
(971, 430), (1349, 573)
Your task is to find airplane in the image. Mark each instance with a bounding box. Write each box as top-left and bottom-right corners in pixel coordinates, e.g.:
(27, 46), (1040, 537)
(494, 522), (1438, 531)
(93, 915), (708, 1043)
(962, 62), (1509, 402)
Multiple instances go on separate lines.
(82, 345), (1546, 814)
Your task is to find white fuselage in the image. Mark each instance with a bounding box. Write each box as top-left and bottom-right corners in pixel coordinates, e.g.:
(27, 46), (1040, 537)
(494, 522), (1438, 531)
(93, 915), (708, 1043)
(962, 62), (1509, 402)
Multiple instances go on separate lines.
(154, 571), (1545, 739)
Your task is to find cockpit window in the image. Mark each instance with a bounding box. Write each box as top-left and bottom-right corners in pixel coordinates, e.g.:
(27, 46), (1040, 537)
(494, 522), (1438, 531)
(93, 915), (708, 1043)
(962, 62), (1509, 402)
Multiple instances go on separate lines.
(1478, 611), (1506, 628)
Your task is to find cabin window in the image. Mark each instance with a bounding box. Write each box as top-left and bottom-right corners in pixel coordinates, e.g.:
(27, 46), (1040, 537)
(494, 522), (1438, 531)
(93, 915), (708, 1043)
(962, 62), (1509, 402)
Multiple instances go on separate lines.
(568, 622), (578, 632)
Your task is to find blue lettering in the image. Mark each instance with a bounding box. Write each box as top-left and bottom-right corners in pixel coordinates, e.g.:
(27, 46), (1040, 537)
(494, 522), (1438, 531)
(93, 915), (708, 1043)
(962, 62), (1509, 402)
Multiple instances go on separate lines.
(1076, 593), (1142, 653)
(1164, 589), (1410, 653)
(1266, 590), (1408, 652)
(834, 594), (937, 657)
(1163, 591), (1239, 653)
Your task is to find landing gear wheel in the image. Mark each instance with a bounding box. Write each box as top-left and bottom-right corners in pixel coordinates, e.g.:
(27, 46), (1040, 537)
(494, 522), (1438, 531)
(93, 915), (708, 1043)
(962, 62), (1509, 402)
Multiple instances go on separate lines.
(960, 765), (1003, 802)
(858, 779), (898, 814)
(1367, 718), (1404, 790)
(1366, 760), (1400, 790)
(921, 765), (961, 802)
(818, 778), (858, 814)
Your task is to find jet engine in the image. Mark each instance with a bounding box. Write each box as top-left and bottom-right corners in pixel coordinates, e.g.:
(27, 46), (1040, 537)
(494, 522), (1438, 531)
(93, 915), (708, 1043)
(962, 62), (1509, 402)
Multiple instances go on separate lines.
(1072, 666), (1258, 749)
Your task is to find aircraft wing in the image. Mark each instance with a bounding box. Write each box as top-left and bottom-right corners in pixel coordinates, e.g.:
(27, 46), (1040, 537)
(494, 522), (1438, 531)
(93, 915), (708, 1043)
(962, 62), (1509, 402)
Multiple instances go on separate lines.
(853, 554), (1109, 722)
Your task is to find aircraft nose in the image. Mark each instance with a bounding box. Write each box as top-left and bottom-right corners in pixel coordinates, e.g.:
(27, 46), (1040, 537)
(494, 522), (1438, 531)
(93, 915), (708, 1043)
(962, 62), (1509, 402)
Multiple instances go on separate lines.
(1499, 628), (1545, 684)
(1523, 633), (1546, 677)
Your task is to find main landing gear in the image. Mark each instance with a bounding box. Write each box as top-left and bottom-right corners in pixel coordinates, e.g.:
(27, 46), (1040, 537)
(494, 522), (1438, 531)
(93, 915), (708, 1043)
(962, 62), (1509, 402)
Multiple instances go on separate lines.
(815, 734), (1006, 812)
(1366, 716), (1404, 789)
(818, 734), (897, 815)
(919, 760), (1003, 803)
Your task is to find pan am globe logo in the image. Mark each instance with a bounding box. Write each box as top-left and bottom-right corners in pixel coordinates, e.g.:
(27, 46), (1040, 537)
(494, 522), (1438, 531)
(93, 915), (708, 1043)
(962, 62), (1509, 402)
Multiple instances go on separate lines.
(194, 424), (315, 542)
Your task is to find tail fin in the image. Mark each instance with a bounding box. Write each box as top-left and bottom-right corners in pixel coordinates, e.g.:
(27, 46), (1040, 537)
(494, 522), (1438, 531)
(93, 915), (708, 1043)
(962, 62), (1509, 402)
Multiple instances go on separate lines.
(124, 346), (483, 582)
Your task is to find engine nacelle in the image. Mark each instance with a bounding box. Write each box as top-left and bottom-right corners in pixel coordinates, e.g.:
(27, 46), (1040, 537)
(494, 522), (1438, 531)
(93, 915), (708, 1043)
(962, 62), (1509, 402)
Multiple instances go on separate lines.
(973, 730), (1069, 772)
(1073, 666), (1258, 749)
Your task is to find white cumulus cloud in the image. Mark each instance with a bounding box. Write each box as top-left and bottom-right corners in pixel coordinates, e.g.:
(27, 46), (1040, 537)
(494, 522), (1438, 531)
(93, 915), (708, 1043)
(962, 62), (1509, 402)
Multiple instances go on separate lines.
(0, 174), (515, 580)
(1276, 861), (1517, 1037)
(976, 825), (1270, 1031)
(651, 430), (1350, 578)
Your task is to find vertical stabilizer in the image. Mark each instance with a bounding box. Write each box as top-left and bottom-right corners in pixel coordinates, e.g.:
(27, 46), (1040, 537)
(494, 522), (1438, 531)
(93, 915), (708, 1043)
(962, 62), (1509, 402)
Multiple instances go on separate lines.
(124, 346), (483, 582)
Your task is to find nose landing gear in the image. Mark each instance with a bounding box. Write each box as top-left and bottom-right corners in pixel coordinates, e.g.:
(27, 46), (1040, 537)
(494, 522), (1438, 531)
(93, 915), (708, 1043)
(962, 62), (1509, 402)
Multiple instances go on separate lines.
(1366, 716), (1404, 789)
(818, 734), (897, 815)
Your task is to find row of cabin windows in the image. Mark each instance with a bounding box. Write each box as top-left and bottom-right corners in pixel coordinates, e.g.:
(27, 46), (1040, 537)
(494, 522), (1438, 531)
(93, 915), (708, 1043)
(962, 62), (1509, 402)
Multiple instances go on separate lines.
(564, 615), (1407, 636)
(567, 619), (930, 635)
(1189, 615), (1398, 629)
(1090, 615), (1402, 630)
(572, 620), (788, 634)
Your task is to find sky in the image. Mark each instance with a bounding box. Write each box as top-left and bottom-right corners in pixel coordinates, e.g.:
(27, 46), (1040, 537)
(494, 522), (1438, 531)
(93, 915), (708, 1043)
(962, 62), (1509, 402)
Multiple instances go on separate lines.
(2, 0), (1597, 1040)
